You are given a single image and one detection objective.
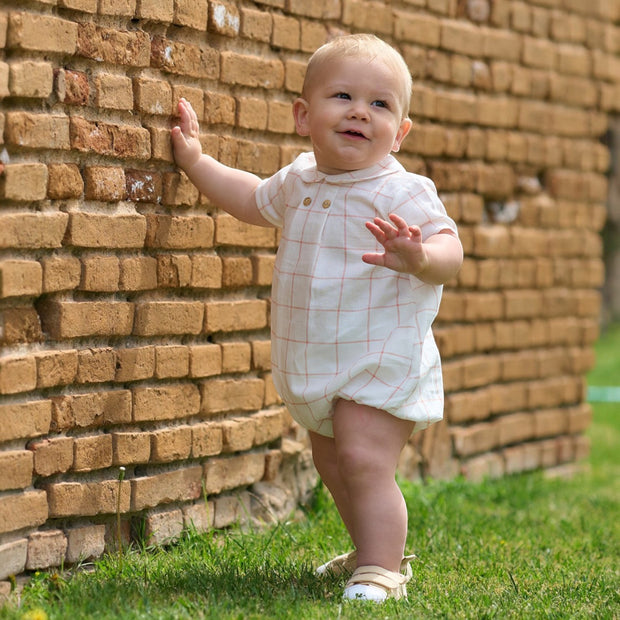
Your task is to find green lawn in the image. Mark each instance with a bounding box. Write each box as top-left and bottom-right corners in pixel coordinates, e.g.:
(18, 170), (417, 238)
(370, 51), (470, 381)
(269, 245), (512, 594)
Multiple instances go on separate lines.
(2, 328), (619, 620)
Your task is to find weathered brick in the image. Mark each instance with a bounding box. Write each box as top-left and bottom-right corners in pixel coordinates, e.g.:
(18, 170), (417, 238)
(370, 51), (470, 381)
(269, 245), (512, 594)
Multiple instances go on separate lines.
(47, 163), (83, 199)
(342, 0), (393, 34)
(205, 300), (268, 333)
(40, 300), (134, 339)
(192, 422), (223, 457)
(0, 355), (37, 395)
(240, 7), (272, 42)
(209, 0), (240, 37)
(84, 166), (126, 201)
(204, 452), (266, 495)
(35, 350), (78, 389)
(155, 344), (189, 378)
(0, 213), (68, 249)
(115, 347), (155, 382)
(5, 111), (70, 150)
(134, 301), (204, 336)
(73, 434), (113, 472)
(0, 260), (42, 298)
(253, 409), (283, 445)
(131, 466), (203, 511)
(112, 431), (151, 465)
(9, 60), (53, 98)
(215, 213), (277, 247)
(150, 426), (192, 462)
(41, 256), (81, 293)
(66, 213), (146, 248)
(51, 390), (132, 431)
(26, 530), (67, 571)
(95, 73), (133, 109)
(77, 348), (116, 384)
(8, 13), (78, 54)
(200, 378), (265, 414)
(65, 524), (106, 564)
(134, 77), (172, 115)
(0, 450), (33, 491)
(125, 170), (163, 204)
(190, 254), (222, 288)
(151, 36), (219, 79)
(70, 117), (150, 159)
(120, 256), (158, 291)
(0, 490), (48, 535)
(133, 384), (201, 422)
(145, 214), (214, 249)
(30, 436), (74, 477)
(0, 539), (28, 581)
(77, 23), (150, 66)
(46, 479), (130, 517)
(55, 68), (90, 106)
(220, 51), (284, 89)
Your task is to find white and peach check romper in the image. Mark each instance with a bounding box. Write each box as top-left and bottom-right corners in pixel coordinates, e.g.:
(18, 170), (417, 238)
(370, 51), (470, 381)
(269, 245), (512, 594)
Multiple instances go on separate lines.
(255, 152), (458, 438)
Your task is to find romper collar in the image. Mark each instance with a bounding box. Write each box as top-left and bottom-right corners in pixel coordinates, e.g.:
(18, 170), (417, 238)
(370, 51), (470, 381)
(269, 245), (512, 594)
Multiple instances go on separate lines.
(297, 152), (404, 185)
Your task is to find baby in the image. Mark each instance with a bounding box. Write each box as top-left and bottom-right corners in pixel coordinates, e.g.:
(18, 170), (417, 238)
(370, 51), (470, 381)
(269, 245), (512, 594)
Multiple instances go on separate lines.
(172, 33), (463, 602)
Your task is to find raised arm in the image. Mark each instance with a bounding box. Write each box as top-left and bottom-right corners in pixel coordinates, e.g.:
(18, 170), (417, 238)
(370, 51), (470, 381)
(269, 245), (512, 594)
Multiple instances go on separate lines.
(363, 213), (463, 285)
(171, 98), (272, 227)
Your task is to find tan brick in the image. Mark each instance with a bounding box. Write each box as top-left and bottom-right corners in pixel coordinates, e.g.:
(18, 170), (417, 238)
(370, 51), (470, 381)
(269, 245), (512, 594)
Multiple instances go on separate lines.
(145, 214), (214, 249)
(240, 8), (272, 42)
(155, 345), (190, 378)
(253, 408), (284, 445)
(503, 443), (540, 474)
(208, 0), (240, 37)
(0, 539), (28, 581)
(80, 256), (120, 292)
(65, 524), (106, 564)
(47, 163), (83, 199)
(189, 344), (222, 378)
(394, 11), (441, 47)
(221, 342), (252, 373)
(192, 422), (223, 457)
(112, 431), (151, 465)
(183, 501), (214, 532)
(5, 111), (70, 150)
(134, 301), (204, 336)
(40, 300), (134, 339)
(451, 423), (498, 457)
(236, 140), (280, 175)
(237, 96), (268, 130)
(221, 416), (256, 452)
(272, 13), (300, 50)
(133, 384), (201, 422)
(130, 466), (203, 511)
(73, 434), (113, 472)
(95, 73), (133, 109)
(134, 77), (172, 115)
(77, 348), (116, 384)
(30, 437), (74, 477)
(215, 213), (277, 247)
(46, 479), (130, 517)
(446, 389), (492, 423)
(203, 452), (265, 494)
(119, 256), (158, 291)
(205, 300), (268, 333)
(77, 23), (150, 66)
(200, 378), (265, 414)
(460, 453), (504, 482)
(1, 163), (48, 201)
(0, 260), (42, 298)
(36, 350), (78, 389)
(174, 0), (208, 29)
(9, 60), (53, 98)
(70, 117), (150, 159)
(144, 508), (184, 546)
(220, 51), (284, 89)
(151, 36), (218, 79)
(0, 213), (68, 250)
(40, 256), (80, 294)
(115, 347), (155, 382)
(0, 400), (51, 443)
(151, 426), (192, 462)
(252, 253), (275, 286)
(136, 0), (174, 21)
(190, 254), (222, 288)
(84, 166), (126, 201)
(51, 390), (132, 431)
(157, 254), (192, 288)
(0, 490), (48, 535)
(251, 340), (271, 370)
(26, 530), (67, 571)
(66, 213), (146, 248)
(342, 0), (392, 34)
(0, 355), (36, 395)
(0, 450), (33, 491)
(8, 12), (77, 53)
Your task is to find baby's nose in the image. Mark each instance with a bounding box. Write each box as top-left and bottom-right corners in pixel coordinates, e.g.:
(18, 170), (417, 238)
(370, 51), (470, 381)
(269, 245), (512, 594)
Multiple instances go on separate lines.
(348, 100), (370, 120)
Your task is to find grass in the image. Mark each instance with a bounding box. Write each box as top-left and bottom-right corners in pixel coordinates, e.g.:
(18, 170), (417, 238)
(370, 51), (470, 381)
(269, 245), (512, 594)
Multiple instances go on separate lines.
(2, 327), (619, 620)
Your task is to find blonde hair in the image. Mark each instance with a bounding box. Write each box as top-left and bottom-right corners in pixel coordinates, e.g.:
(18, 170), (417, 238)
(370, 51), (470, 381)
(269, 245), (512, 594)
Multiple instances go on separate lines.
(302, 34), (413, 119)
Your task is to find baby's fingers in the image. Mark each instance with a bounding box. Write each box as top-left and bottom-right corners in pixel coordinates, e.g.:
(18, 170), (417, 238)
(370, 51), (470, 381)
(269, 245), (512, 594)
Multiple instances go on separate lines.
(177, 98), (199, 137)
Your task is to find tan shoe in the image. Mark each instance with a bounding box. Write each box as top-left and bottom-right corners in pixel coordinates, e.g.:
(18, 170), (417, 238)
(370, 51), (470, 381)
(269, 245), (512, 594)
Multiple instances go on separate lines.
(315, 550), (357, 576)
(342, 555), (416, 602)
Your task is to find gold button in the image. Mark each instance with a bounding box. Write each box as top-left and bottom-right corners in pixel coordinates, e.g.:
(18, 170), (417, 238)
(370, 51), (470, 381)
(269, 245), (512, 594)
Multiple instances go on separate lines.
(322, 199), (331, 209)
(303, 197), (311, 206)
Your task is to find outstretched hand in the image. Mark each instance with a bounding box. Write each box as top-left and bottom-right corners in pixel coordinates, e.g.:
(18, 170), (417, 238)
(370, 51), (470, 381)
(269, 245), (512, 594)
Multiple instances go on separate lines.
(362, 213), (430, 276)
(171, 98), (203, 172)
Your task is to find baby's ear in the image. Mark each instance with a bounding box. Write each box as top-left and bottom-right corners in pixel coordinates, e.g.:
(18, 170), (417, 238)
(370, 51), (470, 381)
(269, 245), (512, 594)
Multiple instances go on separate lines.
(292, 98), (311, 137)
(392, 118), (413, 153)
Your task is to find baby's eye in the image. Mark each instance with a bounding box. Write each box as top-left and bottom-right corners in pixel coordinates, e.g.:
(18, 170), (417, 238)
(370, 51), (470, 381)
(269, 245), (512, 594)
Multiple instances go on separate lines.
(372, 100), (388, 108)
(335, 92), (351, 100)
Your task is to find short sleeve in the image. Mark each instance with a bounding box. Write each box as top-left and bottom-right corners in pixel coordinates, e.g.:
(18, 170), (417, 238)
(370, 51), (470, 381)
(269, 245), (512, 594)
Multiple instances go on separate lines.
(254, 163), (292, 228)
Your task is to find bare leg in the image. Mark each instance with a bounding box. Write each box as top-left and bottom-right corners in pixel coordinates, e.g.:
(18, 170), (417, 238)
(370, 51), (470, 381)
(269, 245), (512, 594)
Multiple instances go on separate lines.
(332, 399), (414, 573)
(309, 430), (356, 543)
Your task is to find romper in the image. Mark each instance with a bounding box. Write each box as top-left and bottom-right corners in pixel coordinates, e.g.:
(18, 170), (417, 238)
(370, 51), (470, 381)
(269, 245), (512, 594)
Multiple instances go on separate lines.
(255, 152), (458, 438)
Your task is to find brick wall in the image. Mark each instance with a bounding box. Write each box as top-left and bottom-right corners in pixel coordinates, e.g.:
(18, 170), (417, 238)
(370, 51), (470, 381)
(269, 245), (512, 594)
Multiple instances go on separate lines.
(0, 0), (617, 580)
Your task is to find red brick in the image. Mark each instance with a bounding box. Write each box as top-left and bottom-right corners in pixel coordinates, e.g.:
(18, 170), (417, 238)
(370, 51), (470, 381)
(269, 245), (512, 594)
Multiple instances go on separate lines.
(77, 23), (150, 66)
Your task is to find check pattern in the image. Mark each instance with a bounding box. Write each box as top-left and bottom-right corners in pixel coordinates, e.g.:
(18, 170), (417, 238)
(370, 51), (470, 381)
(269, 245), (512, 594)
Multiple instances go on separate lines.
(256, 153), (458, 437)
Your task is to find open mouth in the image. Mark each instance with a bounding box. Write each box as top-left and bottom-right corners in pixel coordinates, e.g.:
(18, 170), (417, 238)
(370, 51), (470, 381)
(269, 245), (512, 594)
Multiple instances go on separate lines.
(341, 130), (367, 140)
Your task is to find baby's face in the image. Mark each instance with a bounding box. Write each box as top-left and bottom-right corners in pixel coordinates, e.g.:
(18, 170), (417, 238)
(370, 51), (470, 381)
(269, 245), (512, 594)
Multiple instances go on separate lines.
(293, 57), (411, 175)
